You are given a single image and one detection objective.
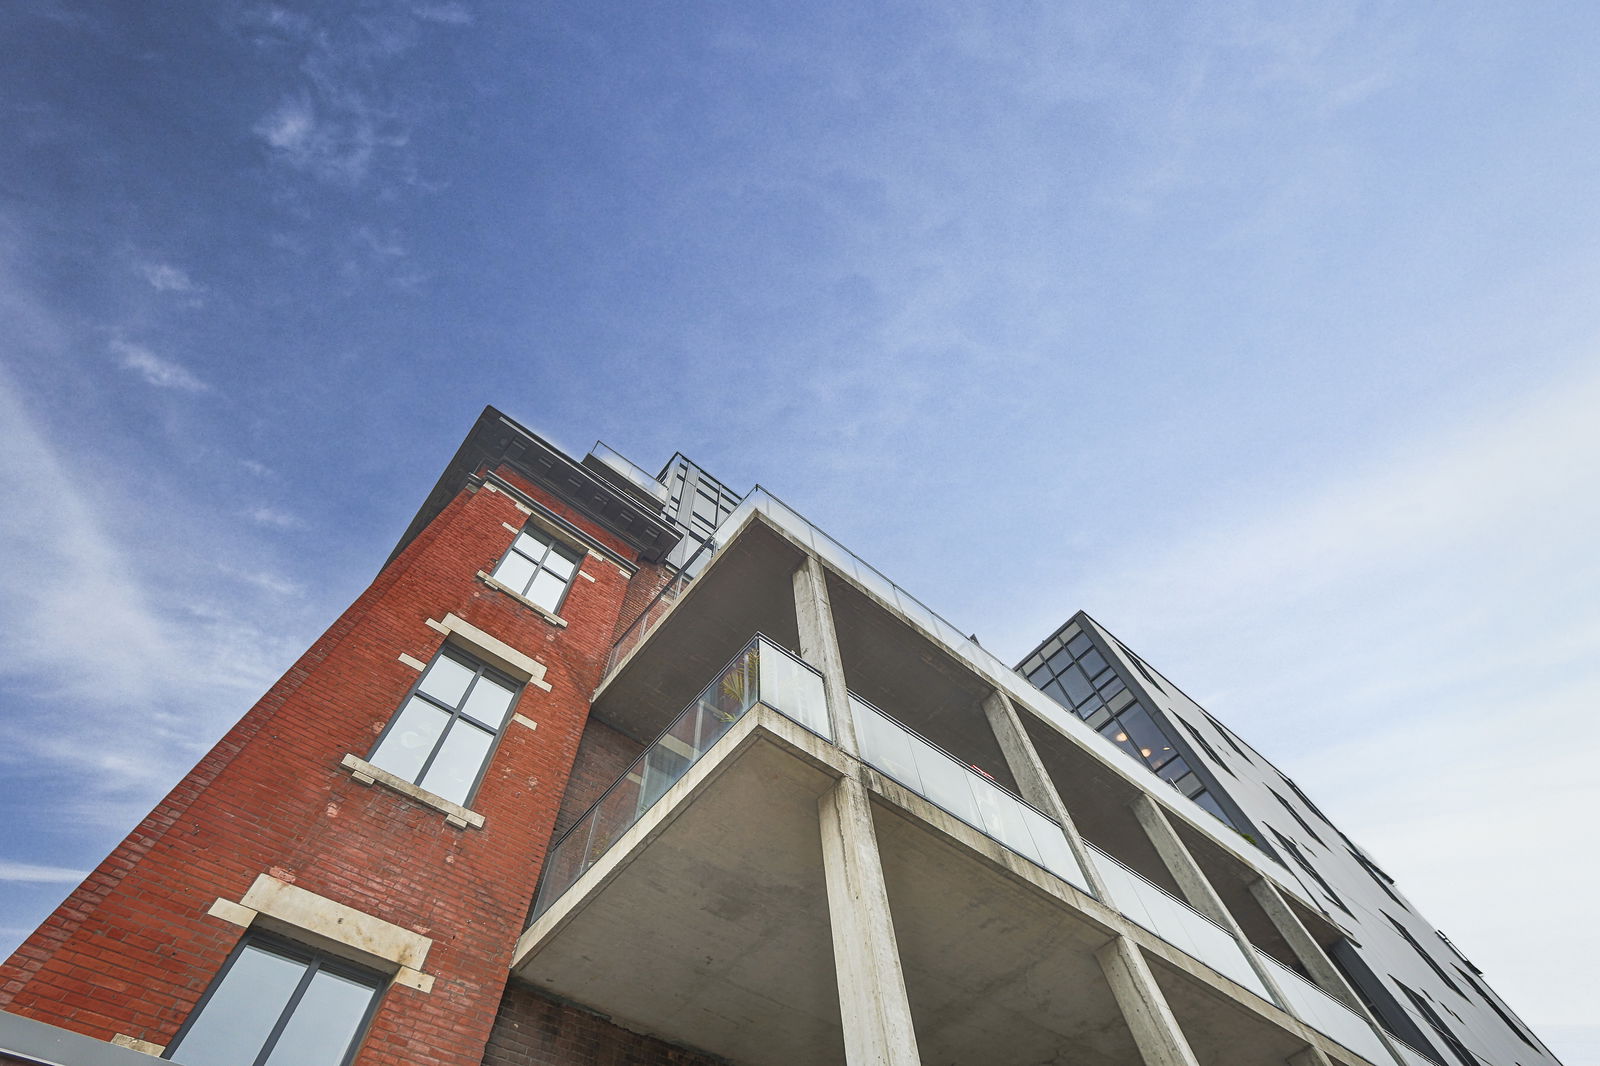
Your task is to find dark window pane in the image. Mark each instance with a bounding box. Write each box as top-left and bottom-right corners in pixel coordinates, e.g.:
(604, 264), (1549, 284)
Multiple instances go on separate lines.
(1079, 648), (1108, 678)
(1043, 680), (1071, 708)
(1046, 647), (1074, 675)
(1027, 665), (1052, 687)
(1058, 666), (1094, 706)
(1066, 633), (1092, 656)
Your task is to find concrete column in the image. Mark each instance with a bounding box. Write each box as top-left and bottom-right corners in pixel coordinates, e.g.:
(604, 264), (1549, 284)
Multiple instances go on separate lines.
(1095, 935), (1202, 1066)
(1250, 878), (1407, 1066)
(819, 776), (922, 1066)
(981, 688), (1110, 899)
(793, 555), (858, 755)
(1130, 794), (1287, 1006)
(1248, 878), (1360, 1007)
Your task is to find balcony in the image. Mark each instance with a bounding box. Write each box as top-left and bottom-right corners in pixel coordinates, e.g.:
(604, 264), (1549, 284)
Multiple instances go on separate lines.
(523, 628), (1399, 1066)
(532, 636), (831, 922)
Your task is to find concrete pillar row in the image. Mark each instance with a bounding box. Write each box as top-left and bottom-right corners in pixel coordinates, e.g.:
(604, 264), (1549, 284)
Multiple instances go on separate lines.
(1095, 935), (1203, 1066)
(1249, 878), (1408, 1066)
(1129, 794), (1290, 1009)
(818, 777), (924, 1066)
(980, 688), (1111, 900)
(792, 555), (859, 756)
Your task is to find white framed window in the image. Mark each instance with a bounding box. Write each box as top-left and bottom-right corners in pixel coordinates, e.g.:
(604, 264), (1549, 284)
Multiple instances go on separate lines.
(164, 934), (384, 1066)
(367, 648), (520, 806)
(489, 525), (581, 614)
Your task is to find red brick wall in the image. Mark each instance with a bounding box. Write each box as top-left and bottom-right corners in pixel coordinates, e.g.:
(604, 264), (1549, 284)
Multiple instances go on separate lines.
(480, 983), (722, 1066)
(0, 469), (641, 1066)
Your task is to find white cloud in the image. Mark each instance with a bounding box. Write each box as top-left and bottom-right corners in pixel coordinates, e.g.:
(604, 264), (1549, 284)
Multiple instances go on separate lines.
(413, 2), (473, 26)
(1043, 358), (1600, 1033)
(0, 861), (88, 884)
(112, 339), (209, 393)
(245, 505), (305, 529)
(138, 262), (201, 294)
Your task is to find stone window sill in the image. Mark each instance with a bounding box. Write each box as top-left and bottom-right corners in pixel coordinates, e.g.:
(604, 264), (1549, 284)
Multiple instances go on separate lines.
(340, 754), (485, 829)
(475, 571), (568, 628)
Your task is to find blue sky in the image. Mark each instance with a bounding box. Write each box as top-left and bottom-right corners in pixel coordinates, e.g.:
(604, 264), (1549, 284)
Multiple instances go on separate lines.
(2, 1), (1597, 1058)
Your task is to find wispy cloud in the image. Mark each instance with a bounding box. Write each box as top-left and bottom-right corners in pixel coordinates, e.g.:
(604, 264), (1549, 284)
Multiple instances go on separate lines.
(413, 2), (473, 26)
(245, 505), (305, 529)
(112, 339), (209, 393)
(138, 262), (202, 295)
(0, 861), (89, 885)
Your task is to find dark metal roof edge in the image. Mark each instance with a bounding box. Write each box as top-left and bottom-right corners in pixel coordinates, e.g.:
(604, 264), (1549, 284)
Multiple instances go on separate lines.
(385, 406), (682, 568)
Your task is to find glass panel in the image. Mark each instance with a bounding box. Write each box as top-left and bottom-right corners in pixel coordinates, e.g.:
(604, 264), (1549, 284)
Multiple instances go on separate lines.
(418, 720), (495, 804)
(514, 531), (551, 558)
(261, 966), (376, 1066)
(493, 551), (537, 595)
(1058, 665), (1094, 706)
(417, 656), (474, 706)
(1079, 648), (1109, 677)
(1045, 647), (1074, 674)
(370, 698), (450, 783)
(168, 943), (306, 1066)
(855, 701), (924, 793)
(460, 675), (516, 729)
(1043, 680), (1071, 708)
(1256, 950), (1393, 1063)
(1017, 805), (1089, 891)
(756, 642), (830, 738)
(543, 548), (577, 579)
(1156, 755), (1192, 786)
(584, 770), (647, 867)
(909, 739), (982, 828)
(1066, 633), (1092, 656)
(969, 774), (1041, 865)
(527, 569), (567, 611)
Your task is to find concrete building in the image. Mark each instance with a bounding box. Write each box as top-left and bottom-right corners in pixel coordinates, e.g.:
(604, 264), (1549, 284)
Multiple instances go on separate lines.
(0, 407), (1560, 1066)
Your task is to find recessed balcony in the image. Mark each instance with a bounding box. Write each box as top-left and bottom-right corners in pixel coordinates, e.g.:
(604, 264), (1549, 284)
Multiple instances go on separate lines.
(519, 633), (1399, 1066)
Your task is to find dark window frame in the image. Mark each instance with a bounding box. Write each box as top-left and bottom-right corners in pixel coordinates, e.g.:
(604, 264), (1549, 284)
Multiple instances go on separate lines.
(367, 646), (523, 808)
(489, 523), (583, 615)
(163, 932), (385, 1066)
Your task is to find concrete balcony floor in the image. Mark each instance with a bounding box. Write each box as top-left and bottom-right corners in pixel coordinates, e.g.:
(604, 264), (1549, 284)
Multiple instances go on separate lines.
(514, 709), (1372, 1066)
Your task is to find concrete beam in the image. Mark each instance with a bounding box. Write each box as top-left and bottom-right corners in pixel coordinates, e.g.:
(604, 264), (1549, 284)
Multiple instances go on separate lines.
(1251, 878), (1407, 1066)
(981, 688), (1111, 900)
(1131, 794), (1286, 1007)
(1288, 1046), (1336, 1066)
(794, 555), (859, 755)
(1094, 935), (1202, 1066)
(819, 777), (921, 1066)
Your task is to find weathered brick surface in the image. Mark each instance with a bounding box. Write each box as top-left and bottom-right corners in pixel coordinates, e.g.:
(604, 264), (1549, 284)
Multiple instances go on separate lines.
(480, 983), (723, 1066)
(0, 464), (643, 1066)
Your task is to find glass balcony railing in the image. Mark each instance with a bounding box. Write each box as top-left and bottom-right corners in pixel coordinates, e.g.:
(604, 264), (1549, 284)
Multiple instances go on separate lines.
(587, 441), (671, 509)
(854, 696), (1092, 894)
(530, 636), (829, 923)
(1089, 845), (1274, 1002)
(1253, 950), (1398, 1065)
(599, 488), (1312, 910)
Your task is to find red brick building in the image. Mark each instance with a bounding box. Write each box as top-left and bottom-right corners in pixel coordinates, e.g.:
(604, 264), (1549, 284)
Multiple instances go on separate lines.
(0, 409), (723, 1066)
(0, 407), (1559, 1066)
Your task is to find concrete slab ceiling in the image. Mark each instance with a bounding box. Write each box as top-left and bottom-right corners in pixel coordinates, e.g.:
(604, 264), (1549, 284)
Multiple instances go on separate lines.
(514, 733), (846, 1065)
(825, 572), (1021, 794)
(869, 798), (1145, 1066)
(1145, 950), (1323, 1066)
(593, 519), (806, 744)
